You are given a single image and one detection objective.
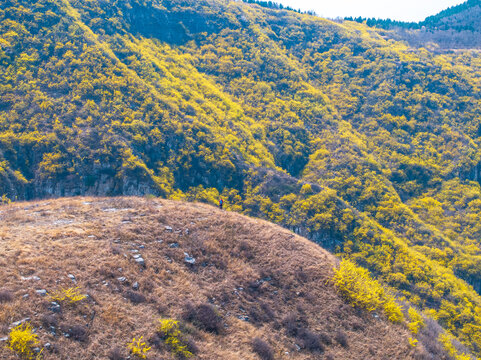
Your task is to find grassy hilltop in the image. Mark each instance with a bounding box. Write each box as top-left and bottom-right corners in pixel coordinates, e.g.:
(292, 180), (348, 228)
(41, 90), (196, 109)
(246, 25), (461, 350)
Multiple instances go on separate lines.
(0, 197), (421, 359)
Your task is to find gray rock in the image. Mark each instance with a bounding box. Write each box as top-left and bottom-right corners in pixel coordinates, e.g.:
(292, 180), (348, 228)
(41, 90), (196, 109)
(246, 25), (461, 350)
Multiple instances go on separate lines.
(117, 277), (127, 283)
(36, 289), (47, 296)
(184, 253), (196, 265)
(135, 257), (145, 267)
(139, 245), (145, 249)
(22, 294), (29, 299)
(49, 302), (61, 313)
(68, 274), (76, 282)
(165, 226), (173, 231)
(21, 275), (40, 281)
(11, 318), (30, 328)
(133, 254), (141, 259)
(132, 282), (139, 290)
(0, 337), (8, 342)
(44, 343), (52, 350)
(169, 243), (179, 248)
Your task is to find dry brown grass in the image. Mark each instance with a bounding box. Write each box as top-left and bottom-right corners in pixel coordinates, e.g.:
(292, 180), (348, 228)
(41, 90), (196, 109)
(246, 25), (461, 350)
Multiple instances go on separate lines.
(0, 197), (416, 359)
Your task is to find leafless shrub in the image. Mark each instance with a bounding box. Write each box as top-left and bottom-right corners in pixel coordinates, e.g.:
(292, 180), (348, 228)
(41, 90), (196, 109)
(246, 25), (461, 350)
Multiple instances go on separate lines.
(41, 314), (58, 328)
(108, 347), (126, 360)
(252, 337), (274, 360)
(0, 289), (13, 303)
(298, 328), (324, 352)
(335, 330), (348, 348)
(184, 336), (199, 355)
(65, 324), (88, 342)
(319, 332), (332, 345)
(125, 290), (146, 304)
(249, 302), (275, 324)
(183, 303), (222, 334)
(282, 312), (308, 337)
(417, 318), (454, 359)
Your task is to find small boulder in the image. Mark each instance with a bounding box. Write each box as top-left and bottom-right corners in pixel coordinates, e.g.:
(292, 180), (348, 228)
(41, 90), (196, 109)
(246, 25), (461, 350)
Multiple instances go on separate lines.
(49, 302), (61, 313)
(238, 315), (249, 322)
(135, 257), (145, 267)
(21, 275), (41, 281)
(184, 253), (196, 265)
(36, 289), (47, 296)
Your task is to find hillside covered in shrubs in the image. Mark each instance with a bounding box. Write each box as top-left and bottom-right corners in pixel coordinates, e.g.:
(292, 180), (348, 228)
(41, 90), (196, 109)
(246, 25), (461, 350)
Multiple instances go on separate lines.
(0, 197), (429, 359)
(2, 0), (481, 357)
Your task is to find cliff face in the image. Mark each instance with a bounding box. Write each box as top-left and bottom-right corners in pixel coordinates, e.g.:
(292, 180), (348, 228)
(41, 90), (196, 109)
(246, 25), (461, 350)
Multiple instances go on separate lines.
(123, 1), (231, 45)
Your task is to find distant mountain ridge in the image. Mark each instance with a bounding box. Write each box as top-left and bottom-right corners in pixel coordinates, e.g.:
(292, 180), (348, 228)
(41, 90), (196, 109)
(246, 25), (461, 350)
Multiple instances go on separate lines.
(346, 0), (481, 49)
(423, 0), (481, 31)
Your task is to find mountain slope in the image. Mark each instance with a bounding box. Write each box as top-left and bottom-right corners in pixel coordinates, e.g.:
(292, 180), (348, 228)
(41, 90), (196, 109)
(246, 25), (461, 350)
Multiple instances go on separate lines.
(0, 197), (417, 359)
(1, 0), (481, 357)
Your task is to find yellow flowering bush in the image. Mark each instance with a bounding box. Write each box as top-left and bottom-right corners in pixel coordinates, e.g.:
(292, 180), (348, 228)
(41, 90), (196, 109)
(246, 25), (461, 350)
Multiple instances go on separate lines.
(157, 319), (193, 358)
(48, 287), (87, 304)
(7, 322), (42, 359)
(127, 336), (151, 359)
(333, 259), (404, 323)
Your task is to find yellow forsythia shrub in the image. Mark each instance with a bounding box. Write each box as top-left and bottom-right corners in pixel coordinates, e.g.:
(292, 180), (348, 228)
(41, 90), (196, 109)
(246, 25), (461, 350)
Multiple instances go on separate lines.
(48, 287), (86, 304)
(407, 307), (425, 334)
(8, 322), (42, 359)
(408, 337), (418, 347)
(384, 298), (404, 323)
(127, 336), (151, 359)
(157, 319), (193, 358)
(333, 259), (404, 323)
(439, 333), (473, 360)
